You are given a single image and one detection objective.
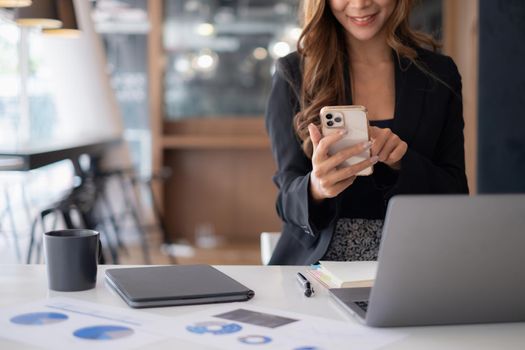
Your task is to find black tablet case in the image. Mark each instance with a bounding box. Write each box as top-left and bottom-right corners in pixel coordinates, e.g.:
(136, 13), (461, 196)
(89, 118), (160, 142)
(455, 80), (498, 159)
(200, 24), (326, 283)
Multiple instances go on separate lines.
(105, 265), (255, 308)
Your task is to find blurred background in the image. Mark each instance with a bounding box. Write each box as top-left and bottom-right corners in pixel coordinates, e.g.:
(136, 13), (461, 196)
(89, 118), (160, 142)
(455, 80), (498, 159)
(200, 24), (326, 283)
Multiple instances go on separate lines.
(0, 0), (523, 265)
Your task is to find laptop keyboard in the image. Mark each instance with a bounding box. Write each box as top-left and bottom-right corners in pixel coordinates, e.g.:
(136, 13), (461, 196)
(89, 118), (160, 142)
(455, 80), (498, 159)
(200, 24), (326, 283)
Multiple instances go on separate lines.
(355, 301), (369, 312)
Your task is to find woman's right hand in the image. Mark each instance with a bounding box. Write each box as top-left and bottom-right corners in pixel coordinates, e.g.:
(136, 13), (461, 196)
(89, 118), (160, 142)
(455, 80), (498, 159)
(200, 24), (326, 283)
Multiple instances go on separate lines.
(308, 123), (378, 203)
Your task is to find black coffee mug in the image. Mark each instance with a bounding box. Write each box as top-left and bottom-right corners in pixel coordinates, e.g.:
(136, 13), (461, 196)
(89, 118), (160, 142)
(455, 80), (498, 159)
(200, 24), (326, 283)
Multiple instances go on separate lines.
(44, 229), (99, 291)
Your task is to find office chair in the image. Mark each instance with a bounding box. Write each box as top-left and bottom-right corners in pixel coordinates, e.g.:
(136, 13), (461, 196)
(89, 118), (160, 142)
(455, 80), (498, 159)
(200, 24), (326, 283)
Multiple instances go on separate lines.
(260, 231), (281, 265)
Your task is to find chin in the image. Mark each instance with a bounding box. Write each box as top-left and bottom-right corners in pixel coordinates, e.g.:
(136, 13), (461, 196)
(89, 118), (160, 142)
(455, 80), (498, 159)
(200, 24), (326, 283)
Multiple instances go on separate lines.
(348, 30), (381, 42)
(345, 26), (382, 42)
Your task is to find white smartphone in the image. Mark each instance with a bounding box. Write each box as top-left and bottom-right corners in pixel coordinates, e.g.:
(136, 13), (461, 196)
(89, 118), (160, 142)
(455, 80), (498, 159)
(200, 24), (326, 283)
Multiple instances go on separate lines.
(320, 105), (373, 176)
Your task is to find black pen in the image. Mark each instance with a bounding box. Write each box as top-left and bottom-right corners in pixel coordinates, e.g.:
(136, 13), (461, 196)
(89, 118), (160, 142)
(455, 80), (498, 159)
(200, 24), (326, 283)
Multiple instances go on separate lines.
(296, 272), (314, 297)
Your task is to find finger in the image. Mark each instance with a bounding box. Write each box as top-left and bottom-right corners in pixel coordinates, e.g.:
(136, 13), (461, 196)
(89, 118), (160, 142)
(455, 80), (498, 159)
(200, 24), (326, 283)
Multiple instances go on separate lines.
(368, 126), (383, 143)
(313, 129), (347, 162)
(386, 141), (408, 165)
(378, 134), (399, 162)
(347, 155), (379, 175)
(318, 140), (373, 173)
(368, 126), (381, 138)
(313, 143), (368, 190)
(370, 128), (390, 157)
(323, 155), (378, 186)
(322, 164), (359, 187)
(308, 123), (322, 151)
(325, 176), (357, 198)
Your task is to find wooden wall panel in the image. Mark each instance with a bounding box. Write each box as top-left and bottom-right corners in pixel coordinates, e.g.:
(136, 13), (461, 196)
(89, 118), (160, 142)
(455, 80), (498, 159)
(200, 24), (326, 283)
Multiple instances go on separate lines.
(164, 147), (281, 243)
(442, 0), (479, 193)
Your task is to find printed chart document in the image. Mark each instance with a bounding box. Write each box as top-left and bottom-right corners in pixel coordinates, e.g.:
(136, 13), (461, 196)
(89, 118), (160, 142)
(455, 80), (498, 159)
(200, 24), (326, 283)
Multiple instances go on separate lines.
(0, 297), (174, 350)
(168, 304), (407, 350)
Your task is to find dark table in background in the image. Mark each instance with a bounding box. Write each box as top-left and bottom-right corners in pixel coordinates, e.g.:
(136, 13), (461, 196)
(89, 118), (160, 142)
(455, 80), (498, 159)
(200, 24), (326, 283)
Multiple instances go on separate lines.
(0, 138), (121, 173)
(0, 137), (122, 263)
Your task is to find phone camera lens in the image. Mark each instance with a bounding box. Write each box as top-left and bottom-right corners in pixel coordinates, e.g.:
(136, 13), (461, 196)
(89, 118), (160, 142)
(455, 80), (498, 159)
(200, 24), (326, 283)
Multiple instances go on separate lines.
(327, 121), (334, 127)
(326, 114), (333, 119)
(334, 117), (342, 123)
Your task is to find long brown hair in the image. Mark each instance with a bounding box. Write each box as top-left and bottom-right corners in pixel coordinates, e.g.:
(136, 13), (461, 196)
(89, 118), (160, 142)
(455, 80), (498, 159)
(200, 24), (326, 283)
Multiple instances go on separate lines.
(296, 0), (440, 157)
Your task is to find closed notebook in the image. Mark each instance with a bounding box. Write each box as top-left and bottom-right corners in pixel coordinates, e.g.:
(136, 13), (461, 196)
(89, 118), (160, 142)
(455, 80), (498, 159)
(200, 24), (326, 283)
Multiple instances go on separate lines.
(105, 265), (255, 308)
(308, 261), (377, 288)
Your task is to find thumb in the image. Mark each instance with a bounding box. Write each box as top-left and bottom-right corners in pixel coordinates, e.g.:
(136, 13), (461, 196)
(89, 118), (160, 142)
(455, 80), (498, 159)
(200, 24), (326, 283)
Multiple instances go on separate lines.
(308, 123), (322, 150)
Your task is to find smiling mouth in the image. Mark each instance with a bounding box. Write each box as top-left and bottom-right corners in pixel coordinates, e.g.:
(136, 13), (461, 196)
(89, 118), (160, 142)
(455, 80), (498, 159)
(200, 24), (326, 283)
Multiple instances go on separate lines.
(348, 13), (378, 26)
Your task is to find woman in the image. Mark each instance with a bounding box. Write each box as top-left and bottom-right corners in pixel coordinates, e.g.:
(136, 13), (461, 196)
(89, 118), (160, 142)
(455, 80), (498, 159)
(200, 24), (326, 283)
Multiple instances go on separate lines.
(265, 0), (469, 265)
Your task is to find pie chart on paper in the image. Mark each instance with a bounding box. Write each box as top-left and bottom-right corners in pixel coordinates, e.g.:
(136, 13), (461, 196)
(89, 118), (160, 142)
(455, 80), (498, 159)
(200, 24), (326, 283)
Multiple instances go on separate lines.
(10, 312), (68, 325)
(73, 325), (135, 340)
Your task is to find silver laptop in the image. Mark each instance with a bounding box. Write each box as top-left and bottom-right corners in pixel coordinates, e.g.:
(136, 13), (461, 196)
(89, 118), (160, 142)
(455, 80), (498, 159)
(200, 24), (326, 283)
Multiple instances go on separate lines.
(329, 194), (525, 327)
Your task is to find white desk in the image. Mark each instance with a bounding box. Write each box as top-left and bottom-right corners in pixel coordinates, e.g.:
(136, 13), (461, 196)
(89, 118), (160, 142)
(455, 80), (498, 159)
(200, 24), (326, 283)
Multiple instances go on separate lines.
(1, 264), (524, 349)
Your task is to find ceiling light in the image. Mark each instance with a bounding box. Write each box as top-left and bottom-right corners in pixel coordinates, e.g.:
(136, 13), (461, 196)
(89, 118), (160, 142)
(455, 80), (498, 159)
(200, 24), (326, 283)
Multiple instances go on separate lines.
(43, 0), (80, 38)
(253, 47), (268, 60)
(196, 54), (214, 70)
(196, 23), (214, 36)
(0, 0), (31, 7)
(271, 41), (291, 58)
(192, 50), (218, 73)
(15, 0), (62, 29)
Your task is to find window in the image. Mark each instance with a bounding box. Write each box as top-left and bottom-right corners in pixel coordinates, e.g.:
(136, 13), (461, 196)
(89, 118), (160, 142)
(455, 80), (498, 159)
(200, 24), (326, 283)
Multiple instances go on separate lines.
(0, 11), (61, 148)
(0, 14), (20, 148)
(163, 0), (300, 119)
(92, 0), (151, 176)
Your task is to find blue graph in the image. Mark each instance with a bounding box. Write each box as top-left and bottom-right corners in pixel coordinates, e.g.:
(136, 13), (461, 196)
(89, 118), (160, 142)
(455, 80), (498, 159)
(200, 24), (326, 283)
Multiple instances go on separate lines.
(10, 312), (68, 325)
(238, 335), (272, 345)
(187, 321), (242, 335)
(73, 325), (134, 340)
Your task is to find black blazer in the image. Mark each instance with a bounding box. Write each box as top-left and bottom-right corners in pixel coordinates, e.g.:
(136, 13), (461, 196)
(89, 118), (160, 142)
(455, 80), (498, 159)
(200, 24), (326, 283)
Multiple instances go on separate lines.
(265, 49), (469, 265)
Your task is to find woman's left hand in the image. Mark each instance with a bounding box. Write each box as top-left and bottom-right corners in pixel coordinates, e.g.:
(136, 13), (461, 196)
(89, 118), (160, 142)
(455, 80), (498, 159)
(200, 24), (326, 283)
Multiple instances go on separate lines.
(369, 126), (408, 170)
